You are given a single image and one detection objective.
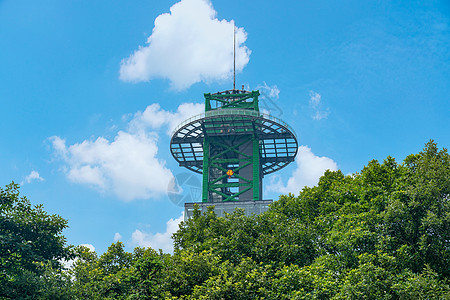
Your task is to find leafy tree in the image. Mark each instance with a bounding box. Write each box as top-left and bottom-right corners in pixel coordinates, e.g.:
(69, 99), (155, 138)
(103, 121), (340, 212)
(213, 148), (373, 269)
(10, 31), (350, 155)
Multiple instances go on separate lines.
(0, 182), (73, 299)
(127, 247), (164, 299)
(3, 141), (449, 299)
(188, 257), (273, 300)
(382, 141), (450, 275)
(171, 141), (450, 298)
(70, 242), (136, 299)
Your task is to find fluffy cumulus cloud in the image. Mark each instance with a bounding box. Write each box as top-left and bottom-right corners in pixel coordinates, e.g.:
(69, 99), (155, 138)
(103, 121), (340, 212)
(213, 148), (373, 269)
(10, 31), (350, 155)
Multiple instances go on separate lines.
(50, 132), (172, 201)
(50, 103), (201, 201)
(309, 90), (330, 120)
(129, 102), (203, 135)
(119, 0), (251, 90)
(130, 212), (183, 253)
(267, 146), (338, 195)
(22, 170), (44, 185)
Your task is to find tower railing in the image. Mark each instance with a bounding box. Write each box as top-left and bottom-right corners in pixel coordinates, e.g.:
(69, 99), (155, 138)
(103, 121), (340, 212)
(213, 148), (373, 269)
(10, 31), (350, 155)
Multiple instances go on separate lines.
(171, 109), (297, 139)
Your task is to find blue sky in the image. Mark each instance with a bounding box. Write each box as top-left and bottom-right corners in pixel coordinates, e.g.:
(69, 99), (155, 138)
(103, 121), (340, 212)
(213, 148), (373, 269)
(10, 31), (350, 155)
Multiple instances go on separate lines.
(1, 0), (449, 254)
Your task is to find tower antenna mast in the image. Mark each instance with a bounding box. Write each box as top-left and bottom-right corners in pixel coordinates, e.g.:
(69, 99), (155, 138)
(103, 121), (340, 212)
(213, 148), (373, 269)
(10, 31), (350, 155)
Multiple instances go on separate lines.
(233, 21), (236, 90)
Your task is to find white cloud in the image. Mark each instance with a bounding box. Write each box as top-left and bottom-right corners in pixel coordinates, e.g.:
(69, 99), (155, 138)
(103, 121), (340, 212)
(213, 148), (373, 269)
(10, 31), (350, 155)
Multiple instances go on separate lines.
(51, 136), (68, 157)
(267, 146), (338, 195)
(129, 102), (204, 135)
(309, 90), (330, 120)
(113, 232), (122, 242)
(50, 102), (203, 201)
(51, 132), (173, 201)
(119, 0), (251, 90)
(22, 170), (44, 184)
(258, 82), (280, 99)
(312, 110), (331, 121)
(309, 90), (321, 108)
(131, 212), (184, 253)
(50, 131), (173, 201)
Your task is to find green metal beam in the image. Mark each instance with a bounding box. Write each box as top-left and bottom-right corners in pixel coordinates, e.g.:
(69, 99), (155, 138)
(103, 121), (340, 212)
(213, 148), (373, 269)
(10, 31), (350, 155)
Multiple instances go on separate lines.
(209, 158), (241, 164)
(210, 182), (251, 188)
(252, 137), (260, 201)
(210, 138), (252, 160)
(204, 91), (260, 112)
(209, 162), (252, 185)
(224, 187), (252, 202)
(213, 162), (252, 183)
(202, 137), (210, 202)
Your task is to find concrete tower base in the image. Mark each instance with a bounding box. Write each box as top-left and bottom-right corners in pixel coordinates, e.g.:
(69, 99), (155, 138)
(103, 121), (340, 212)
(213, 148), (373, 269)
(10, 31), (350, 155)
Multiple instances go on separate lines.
(184, 200), (273, 220)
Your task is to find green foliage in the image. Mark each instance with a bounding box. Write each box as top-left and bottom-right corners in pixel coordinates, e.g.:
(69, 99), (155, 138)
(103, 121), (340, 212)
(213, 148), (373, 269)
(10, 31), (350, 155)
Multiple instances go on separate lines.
(127, 247), (163, 299)
(0, 182), (72, 299)
(2, 140), (449, 299)
(70, 242), (140, 299)
(188, 257), (274, 300)
(169, 140), (450, 298)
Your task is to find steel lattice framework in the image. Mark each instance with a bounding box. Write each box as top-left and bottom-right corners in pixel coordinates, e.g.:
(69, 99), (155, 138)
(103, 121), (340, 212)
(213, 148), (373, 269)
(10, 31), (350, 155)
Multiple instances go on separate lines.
(170, 89), (298, 203)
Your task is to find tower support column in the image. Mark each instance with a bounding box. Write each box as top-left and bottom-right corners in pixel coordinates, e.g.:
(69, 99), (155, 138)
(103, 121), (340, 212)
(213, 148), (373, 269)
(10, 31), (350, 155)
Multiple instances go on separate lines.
(202, 137), (210, 202)
(252, 137), (261, 201)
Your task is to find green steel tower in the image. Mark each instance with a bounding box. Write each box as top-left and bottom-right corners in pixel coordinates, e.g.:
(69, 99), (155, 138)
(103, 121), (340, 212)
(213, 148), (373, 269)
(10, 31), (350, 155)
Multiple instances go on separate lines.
(170, 87), (298, 218)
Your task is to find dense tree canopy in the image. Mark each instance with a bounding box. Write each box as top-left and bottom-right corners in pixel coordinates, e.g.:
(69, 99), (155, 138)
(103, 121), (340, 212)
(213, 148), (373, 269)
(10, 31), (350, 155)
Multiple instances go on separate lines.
(0, 183), (73, 299)
(1, 141), (449, 299)
(168, 141), (450, 299)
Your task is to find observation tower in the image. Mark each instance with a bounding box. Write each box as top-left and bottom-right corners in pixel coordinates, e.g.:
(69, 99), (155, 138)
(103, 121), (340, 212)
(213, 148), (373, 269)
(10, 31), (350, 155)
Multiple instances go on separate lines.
(170, 86), (298, 218)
